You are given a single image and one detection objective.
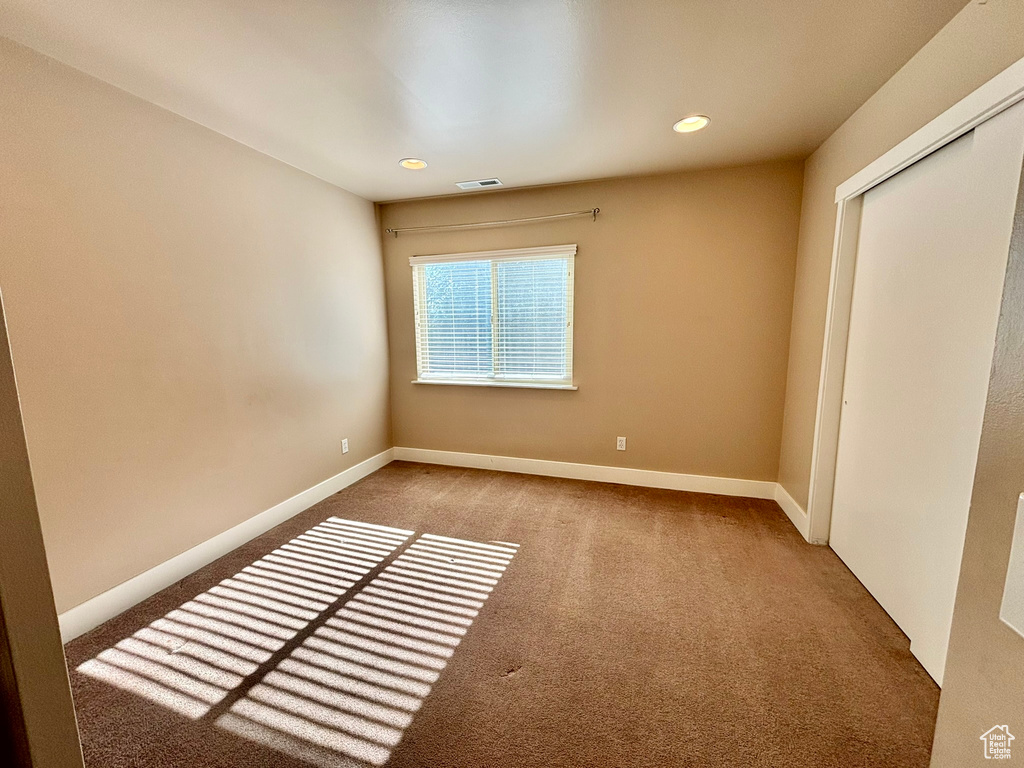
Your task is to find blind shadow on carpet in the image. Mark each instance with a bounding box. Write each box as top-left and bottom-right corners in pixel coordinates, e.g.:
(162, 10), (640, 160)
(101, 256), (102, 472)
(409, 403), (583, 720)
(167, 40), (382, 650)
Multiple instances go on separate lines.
(75, 516), (518, 767)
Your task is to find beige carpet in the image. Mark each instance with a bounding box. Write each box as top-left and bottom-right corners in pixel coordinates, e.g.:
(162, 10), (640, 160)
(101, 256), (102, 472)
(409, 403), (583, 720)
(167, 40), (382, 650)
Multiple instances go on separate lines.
(64, 461), (939, 767)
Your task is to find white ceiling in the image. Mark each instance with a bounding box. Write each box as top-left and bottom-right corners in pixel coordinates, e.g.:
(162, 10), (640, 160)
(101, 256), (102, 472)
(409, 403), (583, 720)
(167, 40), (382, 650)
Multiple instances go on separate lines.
(0, 1), (966, 201)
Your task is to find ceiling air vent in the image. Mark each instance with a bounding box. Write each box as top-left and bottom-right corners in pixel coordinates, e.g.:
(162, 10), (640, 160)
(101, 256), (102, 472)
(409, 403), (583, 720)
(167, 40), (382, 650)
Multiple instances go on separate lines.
(455, 178), (503, 190)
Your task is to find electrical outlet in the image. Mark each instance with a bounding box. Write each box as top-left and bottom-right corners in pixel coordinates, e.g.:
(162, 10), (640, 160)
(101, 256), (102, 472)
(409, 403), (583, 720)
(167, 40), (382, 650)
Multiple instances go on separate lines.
(341, 438), (349, 454)
(616, 436), (626, 451)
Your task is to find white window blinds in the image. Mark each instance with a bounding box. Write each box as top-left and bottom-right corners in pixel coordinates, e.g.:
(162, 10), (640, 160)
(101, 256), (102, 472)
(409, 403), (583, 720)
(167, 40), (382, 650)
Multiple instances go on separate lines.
(410, 245), (575, 388)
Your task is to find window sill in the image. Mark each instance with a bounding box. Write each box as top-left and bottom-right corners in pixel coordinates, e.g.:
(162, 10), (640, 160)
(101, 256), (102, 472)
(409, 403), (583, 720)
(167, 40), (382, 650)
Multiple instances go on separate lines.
(412, 379), (578, 391)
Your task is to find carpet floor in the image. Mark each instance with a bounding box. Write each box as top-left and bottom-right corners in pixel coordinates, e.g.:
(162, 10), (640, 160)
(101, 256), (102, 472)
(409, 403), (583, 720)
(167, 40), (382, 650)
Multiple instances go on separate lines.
(64, 461), (939, 767)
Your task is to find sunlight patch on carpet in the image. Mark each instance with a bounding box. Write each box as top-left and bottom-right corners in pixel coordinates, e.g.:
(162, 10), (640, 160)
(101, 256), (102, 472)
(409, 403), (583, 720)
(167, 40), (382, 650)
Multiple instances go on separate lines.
(217, 533), (517, 766)
(76, 517), (518, 766)
(76, 518), (412, 718)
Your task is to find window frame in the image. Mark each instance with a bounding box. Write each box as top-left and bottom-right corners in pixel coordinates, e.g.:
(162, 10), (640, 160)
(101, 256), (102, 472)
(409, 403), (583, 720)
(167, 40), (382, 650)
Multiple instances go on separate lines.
(409, 244), (577, 390)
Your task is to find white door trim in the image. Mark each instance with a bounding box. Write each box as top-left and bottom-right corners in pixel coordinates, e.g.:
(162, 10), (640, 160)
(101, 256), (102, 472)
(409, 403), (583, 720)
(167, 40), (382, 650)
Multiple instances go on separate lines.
(807, 55), (1024, 545)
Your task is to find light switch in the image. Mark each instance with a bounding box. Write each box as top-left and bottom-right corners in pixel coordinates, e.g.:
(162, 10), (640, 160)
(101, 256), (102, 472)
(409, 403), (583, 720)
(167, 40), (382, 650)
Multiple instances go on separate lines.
(999, 493), (1024, 639)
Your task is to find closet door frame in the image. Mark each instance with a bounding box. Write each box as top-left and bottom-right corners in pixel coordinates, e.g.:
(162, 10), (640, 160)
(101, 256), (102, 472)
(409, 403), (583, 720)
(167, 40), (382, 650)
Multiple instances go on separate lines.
(804, 56), (1024, 545)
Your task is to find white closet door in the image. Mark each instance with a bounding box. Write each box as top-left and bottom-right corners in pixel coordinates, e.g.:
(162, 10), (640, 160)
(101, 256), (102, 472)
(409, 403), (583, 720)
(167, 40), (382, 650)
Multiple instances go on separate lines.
(830, 100), (1024, 685)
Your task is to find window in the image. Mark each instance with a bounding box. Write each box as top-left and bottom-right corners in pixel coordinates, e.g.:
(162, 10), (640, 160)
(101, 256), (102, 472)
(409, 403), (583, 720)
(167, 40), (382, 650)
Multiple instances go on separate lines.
(410, 244), (575, 389)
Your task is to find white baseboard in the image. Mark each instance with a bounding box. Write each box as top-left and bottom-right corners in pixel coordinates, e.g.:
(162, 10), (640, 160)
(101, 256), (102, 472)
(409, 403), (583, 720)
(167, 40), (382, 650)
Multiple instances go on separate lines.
(60, 447), (814, 642)
(773, 482), (812, 542)
(393, 447), (777, 500)
(58, 448), (394, 643)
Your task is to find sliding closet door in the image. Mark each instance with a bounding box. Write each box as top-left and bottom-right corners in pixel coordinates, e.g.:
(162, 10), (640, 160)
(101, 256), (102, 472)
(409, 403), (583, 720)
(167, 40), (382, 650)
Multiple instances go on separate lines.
(829, 100), (1024, 685)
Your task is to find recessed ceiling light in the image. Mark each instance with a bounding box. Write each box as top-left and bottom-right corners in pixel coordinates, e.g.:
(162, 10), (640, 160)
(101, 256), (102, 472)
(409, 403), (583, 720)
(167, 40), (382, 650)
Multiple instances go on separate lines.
(399, 158), (428, 170)
(673, 115), (711, 133)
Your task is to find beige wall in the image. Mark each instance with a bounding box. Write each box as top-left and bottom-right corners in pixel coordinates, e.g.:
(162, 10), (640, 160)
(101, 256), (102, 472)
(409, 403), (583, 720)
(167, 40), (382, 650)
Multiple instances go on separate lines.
(380, 161), (803, 481)
(930, 168), (1024, 766)
(777, 0), (1024, 509)
(0, 39), (392, 614)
